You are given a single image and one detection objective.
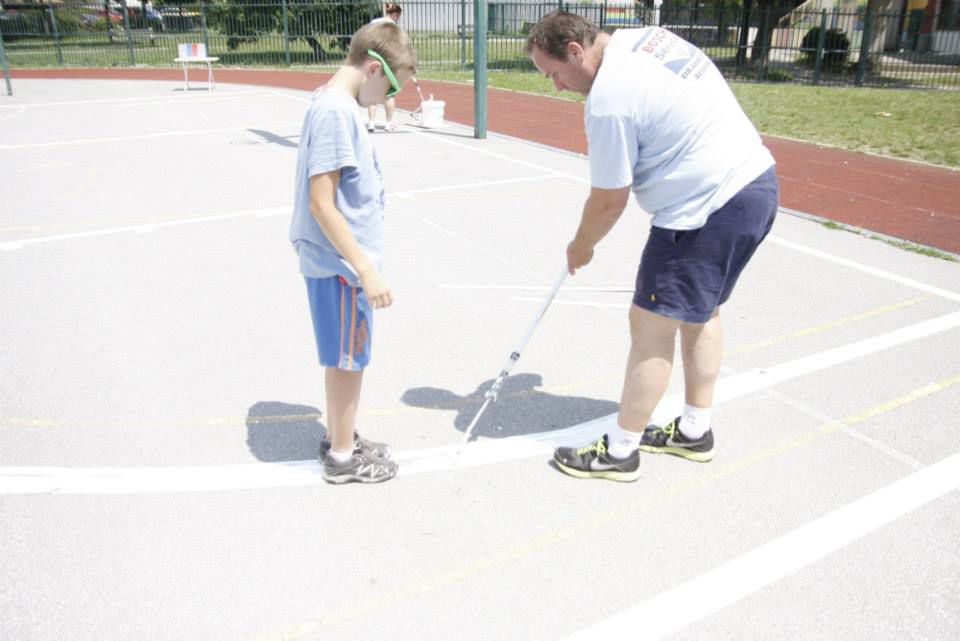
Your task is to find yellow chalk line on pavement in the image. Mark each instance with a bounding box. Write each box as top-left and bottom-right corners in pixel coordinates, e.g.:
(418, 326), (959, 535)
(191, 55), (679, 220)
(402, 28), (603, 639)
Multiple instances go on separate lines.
(251, 371), (960, 640)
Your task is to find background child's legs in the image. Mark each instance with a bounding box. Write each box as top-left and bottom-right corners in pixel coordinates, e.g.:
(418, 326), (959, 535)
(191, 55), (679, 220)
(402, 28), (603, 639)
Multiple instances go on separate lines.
(384, 97), (396, 123)
(367, 104), (378, 124)
(325, 367), (364, 453)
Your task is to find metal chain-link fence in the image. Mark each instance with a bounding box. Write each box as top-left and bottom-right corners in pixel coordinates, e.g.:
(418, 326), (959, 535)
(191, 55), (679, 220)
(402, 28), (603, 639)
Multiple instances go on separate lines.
(1, 0), (958, 89)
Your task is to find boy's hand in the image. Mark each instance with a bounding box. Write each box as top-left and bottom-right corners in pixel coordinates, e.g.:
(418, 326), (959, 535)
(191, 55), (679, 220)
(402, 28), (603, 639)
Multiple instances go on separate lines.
(360, 269), (393, 308)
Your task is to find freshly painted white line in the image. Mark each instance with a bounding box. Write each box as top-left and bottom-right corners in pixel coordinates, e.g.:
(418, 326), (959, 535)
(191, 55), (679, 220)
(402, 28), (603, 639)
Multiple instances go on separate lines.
(15, 159), (71, 173)
(762, 387), (925, 471)
(561, 450), (960, 641)
(0, 89), (270, 109)
(0, 176), (565, 250)
(0, 206), (290, 250)
(394, 174), (562, 196)
(438, 284), (632, 292)
(511, 296), (630, 309)
(3, 311), (958, 495)
(0, 105), (26, 121)
(768, 235), (960, 303)
(0, 120), (301, 149)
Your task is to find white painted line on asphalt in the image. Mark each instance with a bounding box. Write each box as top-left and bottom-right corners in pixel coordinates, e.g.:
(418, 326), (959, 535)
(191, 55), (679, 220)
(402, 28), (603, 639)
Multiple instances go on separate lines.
(439, 284), (632, 292)
(762, 387), (925, 471)
(0, 89), (271, 109)
(3, 310), (959, 495)
(768, 235), (960, 302)
(15, 159), (72, 173)
(0, 176), (562, 251)
(511, 296), (630, 309)
(0, 206), (290, 250)
(0, 105), (26, 121)
(561, 449), (960, 641)
(0, 120), (302, 149)
(395, 173), (562, 196)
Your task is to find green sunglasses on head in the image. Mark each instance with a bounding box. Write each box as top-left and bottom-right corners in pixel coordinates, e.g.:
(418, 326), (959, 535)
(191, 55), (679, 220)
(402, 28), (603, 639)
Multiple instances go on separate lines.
(366, 49), (401, 97)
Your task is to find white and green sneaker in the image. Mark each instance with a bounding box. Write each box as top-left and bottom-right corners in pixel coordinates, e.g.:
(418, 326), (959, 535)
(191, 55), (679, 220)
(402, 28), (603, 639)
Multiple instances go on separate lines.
(553, 434), (641, 482)
(639, 417), (714, 462)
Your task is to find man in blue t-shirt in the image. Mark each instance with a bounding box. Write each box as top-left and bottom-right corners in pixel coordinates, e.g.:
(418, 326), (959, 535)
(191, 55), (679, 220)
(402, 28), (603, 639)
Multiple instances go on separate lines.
(289, 20), (416, 484)
(526, 11), (779, 481)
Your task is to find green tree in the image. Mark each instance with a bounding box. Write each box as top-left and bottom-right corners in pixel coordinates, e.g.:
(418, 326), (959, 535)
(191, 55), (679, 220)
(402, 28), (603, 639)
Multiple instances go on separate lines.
(199, 0), (378, 59)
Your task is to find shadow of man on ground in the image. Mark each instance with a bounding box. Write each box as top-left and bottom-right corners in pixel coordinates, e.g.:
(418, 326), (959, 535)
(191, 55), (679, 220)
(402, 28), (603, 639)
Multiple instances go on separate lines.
(401, 373), (618, 439)
(245, 401), (326, 462)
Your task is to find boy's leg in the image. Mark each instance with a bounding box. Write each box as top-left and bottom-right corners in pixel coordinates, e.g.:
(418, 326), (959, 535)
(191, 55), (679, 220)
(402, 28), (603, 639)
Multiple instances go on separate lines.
(325, 367), (364, 454)
(305, 276), (392, 470)
(367, 104), (377, 131)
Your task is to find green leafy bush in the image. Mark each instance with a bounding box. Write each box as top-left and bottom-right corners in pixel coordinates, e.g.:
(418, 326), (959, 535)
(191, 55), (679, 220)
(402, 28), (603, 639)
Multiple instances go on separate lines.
(800, 26), (850, 71)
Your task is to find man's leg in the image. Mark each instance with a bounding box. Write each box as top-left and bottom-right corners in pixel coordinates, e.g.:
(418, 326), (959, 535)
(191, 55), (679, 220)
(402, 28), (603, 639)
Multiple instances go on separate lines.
(636, 309), (720, 462)
(681, 308), (723, 410)
(325, 367), (364, 454)
(618, 305), (681, 431)
(552, 305), (678, 481)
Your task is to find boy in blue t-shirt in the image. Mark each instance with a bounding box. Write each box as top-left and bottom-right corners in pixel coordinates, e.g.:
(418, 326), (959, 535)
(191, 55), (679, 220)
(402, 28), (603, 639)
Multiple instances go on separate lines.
(289, 21), (416, 484)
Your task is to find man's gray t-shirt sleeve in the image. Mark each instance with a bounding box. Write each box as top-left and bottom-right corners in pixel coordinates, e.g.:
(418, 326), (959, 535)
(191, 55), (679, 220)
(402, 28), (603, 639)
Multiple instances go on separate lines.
(587, 113), (639, 190)
(307, 108), (357, 177)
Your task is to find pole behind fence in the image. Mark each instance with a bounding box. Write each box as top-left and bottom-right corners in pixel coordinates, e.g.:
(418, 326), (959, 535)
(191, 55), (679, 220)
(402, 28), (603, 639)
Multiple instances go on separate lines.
(759, 3), (771, 79)
(281, 0), (291, 66)
(48, 4), (64, 65)
(0, 30), (12, 96)
(474, 0), (488, 139)
(460, 0), (467, 70)
(121, 0), (135, 65)
(813, 9), (827, 84)
(200, 1), (210, 52)
(856, 1), (873, 86)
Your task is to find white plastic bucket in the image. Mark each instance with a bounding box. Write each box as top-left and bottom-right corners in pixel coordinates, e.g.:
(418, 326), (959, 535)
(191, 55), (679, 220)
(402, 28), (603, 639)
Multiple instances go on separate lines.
(420, 97), (445, 128)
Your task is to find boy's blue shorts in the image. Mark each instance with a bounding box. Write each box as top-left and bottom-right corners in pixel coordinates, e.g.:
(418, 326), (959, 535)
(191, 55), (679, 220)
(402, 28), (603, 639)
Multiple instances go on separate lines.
(305, 275), (372, 371)
(633, 167), (779, 324)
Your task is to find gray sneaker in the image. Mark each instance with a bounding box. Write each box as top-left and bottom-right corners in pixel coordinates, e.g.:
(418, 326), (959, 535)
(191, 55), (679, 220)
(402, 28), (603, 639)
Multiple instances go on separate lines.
(323, 451), (398, 484)
(319, 432), (392, 462)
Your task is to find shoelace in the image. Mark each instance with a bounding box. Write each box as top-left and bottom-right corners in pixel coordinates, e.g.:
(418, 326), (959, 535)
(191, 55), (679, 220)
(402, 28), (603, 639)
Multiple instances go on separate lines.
(650, 419), (678, 444)
(576, 437), (607, 457)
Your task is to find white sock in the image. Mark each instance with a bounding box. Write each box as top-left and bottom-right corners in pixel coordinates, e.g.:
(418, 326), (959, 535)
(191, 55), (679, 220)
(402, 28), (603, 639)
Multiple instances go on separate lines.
(328, 448), (353, 464)
(680, 404), (712, 439)
(607, 424), (643, 458)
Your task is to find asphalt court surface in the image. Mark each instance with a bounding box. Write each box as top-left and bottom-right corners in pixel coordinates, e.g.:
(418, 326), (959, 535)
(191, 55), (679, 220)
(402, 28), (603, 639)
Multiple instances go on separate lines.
(1, 79), (959, 641)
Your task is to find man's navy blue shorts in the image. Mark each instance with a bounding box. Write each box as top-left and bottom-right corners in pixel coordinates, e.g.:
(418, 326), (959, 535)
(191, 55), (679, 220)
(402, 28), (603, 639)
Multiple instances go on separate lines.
(633, 167), (779, 323)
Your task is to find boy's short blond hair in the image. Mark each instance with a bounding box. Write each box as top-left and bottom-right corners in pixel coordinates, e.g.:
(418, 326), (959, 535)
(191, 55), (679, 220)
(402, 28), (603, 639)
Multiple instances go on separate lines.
(348, 21), (417, 74)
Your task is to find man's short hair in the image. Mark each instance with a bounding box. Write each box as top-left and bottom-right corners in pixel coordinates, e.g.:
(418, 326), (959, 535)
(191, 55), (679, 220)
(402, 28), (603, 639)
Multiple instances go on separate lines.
(348, 20), (417, 74)
(525, 10), (600, 60)
(385, 3), (402, 15)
